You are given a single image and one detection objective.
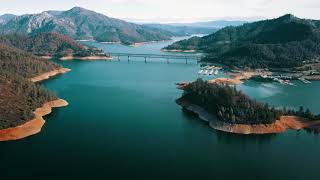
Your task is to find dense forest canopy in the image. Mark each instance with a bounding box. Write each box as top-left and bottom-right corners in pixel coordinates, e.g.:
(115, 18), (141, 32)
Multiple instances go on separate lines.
(0, 43), (61, 78)
(165, 14), (320, 69)
(0, 41), (61, 129)
(0, 72), (56, 129)
(0, 32), (103, 57)
(178, 79), (319, 125)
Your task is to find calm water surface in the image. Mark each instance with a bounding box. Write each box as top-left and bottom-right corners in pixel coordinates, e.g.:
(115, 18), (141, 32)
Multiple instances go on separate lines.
(1, 37), (320, 179)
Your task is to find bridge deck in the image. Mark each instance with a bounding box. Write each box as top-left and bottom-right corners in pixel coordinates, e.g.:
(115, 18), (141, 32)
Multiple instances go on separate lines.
(108, 53), (202, 60)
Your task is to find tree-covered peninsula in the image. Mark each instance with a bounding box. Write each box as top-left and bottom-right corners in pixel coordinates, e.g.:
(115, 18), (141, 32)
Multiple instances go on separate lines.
(177, 79), (320, 134)
(0, 43), (62, 129)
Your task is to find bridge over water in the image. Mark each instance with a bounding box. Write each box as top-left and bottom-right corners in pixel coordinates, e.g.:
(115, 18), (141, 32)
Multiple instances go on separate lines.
(107, 52), (203, 64)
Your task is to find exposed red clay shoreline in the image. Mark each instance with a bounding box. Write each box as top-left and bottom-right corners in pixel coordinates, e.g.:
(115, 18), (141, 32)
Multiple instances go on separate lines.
(177, 100), (320, 134)
(30, 68), (71, 83)
(208, 78), (242, 85)
(175, 77), (242, 89)
(0, 99), (68, 141)
(207, 71), (257, 85)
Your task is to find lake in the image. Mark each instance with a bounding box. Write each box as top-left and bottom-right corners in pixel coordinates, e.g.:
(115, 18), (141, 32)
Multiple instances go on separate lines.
(1, 37), (320, 179)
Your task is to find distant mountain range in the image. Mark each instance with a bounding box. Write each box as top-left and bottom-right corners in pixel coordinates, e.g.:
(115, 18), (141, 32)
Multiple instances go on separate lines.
(164, 14), (320, 69)
(169, 20), (247, 28)
(143, 24), (217, 36)
(144, 24), (218, 36)
(0, 7), (175, 44)
(0, 8), (250, 44)
(143, 20), (247, 36)
(0, 14), (16, 25)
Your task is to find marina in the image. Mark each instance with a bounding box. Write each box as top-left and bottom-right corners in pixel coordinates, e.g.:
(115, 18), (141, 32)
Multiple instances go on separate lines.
(198, 65), (222, 76)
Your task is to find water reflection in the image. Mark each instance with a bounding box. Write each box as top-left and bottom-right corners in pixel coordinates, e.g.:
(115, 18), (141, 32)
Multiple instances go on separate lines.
(180, 106), (277, 143)
(215, 131), (276, 144)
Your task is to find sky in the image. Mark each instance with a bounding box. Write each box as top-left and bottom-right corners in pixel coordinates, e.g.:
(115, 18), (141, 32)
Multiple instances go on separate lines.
(0, 0), (320, 23)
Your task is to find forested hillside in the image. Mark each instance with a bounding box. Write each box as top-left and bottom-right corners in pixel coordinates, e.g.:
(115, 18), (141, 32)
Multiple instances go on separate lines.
(0, 44), (60, 77)
(0, 43), (60, 129)
(0, 73), (56, 129)
(165, 14), (320, 69)
(177, 79), (319, 125)
(0, 32), (103, 57)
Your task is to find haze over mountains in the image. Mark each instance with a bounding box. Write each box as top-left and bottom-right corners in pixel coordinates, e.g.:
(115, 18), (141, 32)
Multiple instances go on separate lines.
(0, 7), (175, 44)
(0, 7), (251, 44)
(169, 20), (247, 29)
(0, 14), (16, 25)
(143, 24), (217, 36)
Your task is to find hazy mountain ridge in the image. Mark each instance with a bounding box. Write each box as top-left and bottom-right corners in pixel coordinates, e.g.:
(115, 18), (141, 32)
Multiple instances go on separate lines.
(0, 7), (174, 44)
(169, 20), (247, 28)
(143, 24), (217, 36)
(0, 14), (16, 25)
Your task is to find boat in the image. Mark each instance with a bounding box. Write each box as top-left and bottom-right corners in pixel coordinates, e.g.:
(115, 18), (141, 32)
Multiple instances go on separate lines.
(214, 70), (219, 75)
(198, 69), (204, 74)
(209, 69), (214, 75)
(202, 66), (210, 70)
(204, 70), (209, 75)
(298, 78), (311, 84)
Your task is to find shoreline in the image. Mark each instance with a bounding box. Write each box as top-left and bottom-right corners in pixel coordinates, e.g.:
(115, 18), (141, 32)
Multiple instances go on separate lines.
(30, 68), (71, 83)
(177, 99), (320, 134)
(208, 78), (242, 85)
(0, 99), (68, 141)
(206, 71), (257, 85)
(60, 55), (113, 61)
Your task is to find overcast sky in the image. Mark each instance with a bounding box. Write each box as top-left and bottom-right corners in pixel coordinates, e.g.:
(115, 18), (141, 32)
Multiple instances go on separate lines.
(1, 0), (320, 23)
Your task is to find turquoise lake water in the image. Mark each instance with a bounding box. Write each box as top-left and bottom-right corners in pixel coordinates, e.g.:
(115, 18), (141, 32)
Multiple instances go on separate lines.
(1, 37), (320, 179)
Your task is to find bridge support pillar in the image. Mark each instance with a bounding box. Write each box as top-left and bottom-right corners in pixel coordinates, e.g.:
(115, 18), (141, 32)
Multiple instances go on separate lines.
(145, 57), (147, 63)
(186, 58), (188, 64)
(128, 56), (130, 62)
(167, 58), (169, 64)
(118, 56), (120, 61)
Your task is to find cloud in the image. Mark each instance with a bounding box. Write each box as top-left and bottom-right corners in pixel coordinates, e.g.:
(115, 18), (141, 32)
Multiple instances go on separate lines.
(0, 0), (319, 22)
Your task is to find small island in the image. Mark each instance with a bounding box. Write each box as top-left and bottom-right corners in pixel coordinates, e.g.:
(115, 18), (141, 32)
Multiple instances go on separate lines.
(177, 79), (320, 134)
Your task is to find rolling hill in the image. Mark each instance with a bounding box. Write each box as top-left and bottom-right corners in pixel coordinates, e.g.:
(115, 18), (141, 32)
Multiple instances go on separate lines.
(164, 14), (320, 69)
(0, 32), (105, 57)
